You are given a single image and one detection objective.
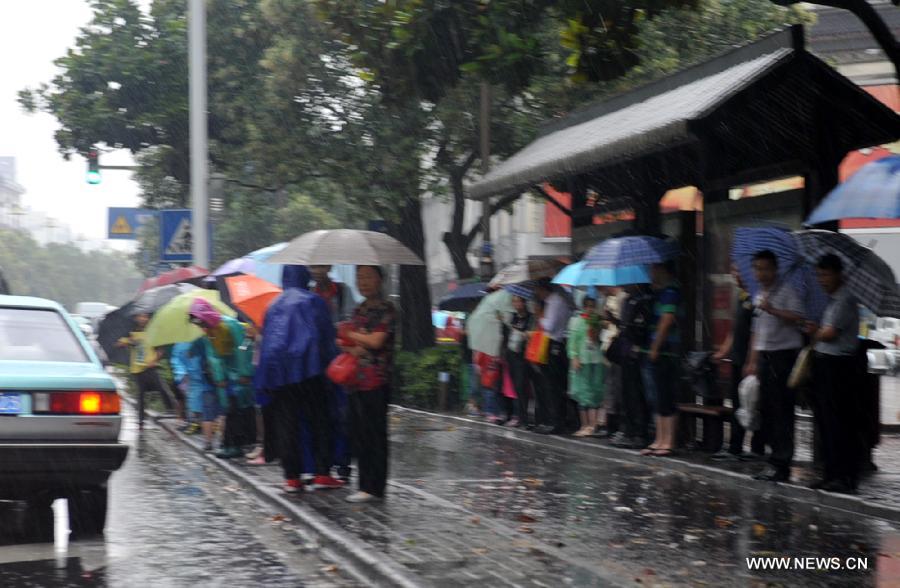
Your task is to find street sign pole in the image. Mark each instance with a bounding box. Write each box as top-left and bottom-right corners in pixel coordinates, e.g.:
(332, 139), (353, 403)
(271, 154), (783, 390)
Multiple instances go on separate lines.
(189, 0), (209, 268)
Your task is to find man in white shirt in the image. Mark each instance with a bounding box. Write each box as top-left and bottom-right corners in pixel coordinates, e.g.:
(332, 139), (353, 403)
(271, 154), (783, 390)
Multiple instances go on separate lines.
(744, 250), (805, 482)
(534, 278), (572, 434)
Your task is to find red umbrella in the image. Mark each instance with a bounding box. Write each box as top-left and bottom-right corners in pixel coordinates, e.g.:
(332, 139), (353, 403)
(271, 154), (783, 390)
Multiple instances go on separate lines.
(137, 266), (209, 294)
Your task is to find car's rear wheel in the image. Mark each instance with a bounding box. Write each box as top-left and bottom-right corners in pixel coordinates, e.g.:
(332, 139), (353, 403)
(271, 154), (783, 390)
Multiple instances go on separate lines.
(68, 485), (107, 538)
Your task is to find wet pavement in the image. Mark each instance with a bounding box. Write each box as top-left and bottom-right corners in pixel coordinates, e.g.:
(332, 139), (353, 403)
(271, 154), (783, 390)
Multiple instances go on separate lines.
(0, 404), (358, 587)
(164, 406), (900, 587)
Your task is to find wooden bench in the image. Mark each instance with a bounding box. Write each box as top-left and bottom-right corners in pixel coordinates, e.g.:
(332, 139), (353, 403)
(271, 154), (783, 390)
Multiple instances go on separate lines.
(677, 403), (734, 452)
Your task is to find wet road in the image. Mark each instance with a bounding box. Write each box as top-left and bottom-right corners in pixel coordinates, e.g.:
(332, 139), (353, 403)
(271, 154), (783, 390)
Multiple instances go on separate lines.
(0, 405), (357, 587)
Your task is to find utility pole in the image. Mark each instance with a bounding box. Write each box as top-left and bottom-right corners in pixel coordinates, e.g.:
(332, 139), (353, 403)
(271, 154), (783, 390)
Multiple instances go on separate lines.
(189, 0), (209, 269)
(479, 82), (494, 281)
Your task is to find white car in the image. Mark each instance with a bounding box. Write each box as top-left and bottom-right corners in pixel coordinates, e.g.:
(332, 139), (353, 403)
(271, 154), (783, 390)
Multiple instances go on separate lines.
(871, 317), (900, 350)
(0, 295), (128, 538)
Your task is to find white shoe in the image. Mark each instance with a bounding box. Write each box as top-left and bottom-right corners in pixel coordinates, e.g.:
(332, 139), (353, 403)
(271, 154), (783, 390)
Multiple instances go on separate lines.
(345, 491), (376, 503)
(245, 446), (263, 460)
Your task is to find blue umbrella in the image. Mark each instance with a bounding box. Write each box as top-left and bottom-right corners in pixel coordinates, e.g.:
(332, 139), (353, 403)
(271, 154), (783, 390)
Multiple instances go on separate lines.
(553, 261), (650, 286)
(584, 236), (679, 269)
(731, 226), (828, 321)
(806, 156), (900, 225)
(438, 282), (489, 312)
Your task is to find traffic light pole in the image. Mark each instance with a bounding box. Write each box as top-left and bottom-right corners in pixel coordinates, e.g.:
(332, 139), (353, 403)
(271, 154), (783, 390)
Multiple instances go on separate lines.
(188, 0), (209, 269)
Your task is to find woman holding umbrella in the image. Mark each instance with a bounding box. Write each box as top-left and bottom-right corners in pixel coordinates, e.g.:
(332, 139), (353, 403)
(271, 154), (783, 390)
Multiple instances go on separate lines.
(338, 266), (396, 503)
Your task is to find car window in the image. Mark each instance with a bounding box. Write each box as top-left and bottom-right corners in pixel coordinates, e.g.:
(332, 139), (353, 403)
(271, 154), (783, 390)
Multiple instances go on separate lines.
(0, 307), (89, 362)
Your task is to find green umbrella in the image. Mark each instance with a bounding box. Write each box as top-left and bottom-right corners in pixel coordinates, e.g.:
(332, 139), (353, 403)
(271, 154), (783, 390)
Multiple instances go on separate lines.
(466, 290), (513, 357)
(145, 290), (237, 348)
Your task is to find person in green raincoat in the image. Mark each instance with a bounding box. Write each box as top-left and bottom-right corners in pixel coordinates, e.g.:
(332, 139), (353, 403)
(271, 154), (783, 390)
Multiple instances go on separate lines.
(568, 296), (606, 437)
(188, 298), (257, 458)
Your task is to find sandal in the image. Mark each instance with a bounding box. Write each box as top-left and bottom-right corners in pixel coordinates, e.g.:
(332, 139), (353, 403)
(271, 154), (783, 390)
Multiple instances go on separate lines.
(639, 447), (657, 456)
(652, 448), (676, 457)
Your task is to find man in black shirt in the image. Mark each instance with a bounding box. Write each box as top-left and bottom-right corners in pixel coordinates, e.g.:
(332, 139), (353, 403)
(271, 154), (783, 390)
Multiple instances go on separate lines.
(610, 283), (654, 449)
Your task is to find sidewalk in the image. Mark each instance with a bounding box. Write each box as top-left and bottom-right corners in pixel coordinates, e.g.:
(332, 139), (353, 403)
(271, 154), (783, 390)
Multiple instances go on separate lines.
(148, 404), (900, 587)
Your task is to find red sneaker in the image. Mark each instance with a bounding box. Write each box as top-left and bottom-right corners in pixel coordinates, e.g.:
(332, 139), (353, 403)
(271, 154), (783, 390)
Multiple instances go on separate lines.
(311, 475), (346, 490)
(283, 478), (304, 494)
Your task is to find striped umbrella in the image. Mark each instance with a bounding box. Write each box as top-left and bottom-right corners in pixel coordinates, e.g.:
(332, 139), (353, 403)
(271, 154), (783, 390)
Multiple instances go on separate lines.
(795, 230), (900, 318)
(731, 226), (828, 321)
(503, 281), (536, 300)
(584, 236), (679, 269)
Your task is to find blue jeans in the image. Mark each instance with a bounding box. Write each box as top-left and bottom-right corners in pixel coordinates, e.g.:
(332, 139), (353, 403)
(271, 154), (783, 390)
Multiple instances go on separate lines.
(482, 387), (500, 417)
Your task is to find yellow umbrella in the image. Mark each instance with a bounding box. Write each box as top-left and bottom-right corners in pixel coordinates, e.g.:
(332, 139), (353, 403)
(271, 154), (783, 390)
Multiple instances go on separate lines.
(144, 289), (236, 348)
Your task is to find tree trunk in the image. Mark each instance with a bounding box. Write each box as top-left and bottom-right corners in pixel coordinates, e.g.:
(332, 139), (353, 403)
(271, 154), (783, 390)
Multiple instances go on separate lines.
(442, 231), (476, 280)
(389, 198), (435, 352)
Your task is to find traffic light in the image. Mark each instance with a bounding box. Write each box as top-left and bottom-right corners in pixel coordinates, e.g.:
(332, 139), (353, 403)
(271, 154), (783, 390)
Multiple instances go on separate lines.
(86, 149), (101, 184)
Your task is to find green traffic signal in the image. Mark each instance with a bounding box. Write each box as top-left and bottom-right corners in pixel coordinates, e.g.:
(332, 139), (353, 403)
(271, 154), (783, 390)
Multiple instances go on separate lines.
(86, 170), (102, 184)
(86, 148), (101, 185)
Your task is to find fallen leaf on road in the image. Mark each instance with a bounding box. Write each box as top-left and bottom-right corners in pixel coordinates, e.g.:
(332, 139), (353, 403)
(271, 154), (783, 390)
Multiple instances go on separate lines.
(643, 568), (656, 576)
(631, 538), (649, 545)
(405, 539), (417, 546)
(614, 506), (633, 513)
(271, 514), (288, 522)
(518, 526), (535, 534)
(446, 426), (457, 431)
(470, 517), (481, 525)
(753, 524), (767, 538)
(714, 517), (734, 528)
(522, 478), (544, 487)
(471, 548), (489, 556)
(692, 560), (707, 567)
(322, 565), (339, 574)
(516, 514), (538, 523)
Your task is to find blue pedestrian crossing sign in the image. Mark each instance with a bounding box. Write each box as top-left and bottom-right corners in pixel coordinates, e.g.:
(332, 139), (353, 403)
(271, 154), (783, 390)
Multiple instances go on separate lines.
(107, 208), (156, 240)
(160, 209), (193, 262)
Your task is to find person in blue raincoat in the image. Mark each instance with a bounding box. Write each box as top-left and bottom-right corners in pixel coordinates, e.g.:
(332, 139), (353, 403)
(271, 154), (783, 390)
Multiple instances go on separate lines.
(188, 298), (256, 458)
(254, 265), (343, 494)
(171, 340), (207, 435)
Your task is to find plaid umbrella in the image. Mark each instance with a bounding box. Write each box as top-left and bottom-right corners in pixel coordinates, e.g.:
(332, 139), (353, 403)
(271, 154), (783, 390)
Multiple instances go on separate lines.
(503, 281), (535, 300)
(806, 155), (900, 225)
(731, 226), (828, 321)
(584, 236), (679, 269)
(795, 230), (900, 318)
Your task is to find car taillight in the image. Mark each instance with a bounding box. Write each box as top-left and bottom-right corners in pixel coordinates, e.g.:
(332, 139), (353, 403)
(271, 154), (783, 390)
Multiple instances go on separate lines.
(34, 391), (120, 415)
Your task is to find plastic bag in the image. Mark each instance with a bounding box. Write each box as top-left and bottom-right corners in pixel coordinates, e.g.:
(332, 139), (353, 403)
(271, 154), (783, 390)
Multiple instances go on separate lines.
(525, 330), (550, 365)
(326, 352), (358, 387)
(736, 374), (760, 431)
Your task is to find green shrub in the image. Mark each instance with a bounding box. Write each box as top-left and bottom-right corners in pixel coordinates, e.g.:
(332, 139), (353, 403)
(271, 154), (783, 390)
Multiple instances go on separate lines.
(394, 345), (462, 410)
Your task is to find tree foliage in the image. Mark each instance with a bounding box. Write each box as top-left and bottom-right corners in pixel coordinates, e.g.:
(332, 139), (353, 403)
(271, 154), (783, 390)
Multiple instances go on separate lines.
(0, 228), (141, 309)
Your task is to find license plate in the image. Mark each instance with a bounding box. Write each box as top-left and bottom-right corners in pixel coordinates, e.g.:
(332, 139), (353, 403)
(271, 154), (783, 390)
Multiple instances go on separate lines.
(0, 393), (22, 415)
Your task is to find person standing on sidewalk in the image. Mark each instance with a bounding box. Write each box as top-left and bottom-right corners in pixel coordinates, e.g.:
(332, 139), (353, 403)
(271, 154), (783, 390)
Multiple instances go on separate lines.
(712, 264), (765, 461)
(806, 254), (861, 494)
(255, 265), (344, 494)
(640, 262), (681, 457)
(744, 250), (805, 483)
(116, 311), (175, 430)
(568, 296), (605, 437)
(338, 265), (396, 504)
(610, 283), (654, 449)
(504, 295), (535, 428)
(533, 279), (572, 435)
(310, 265), (352, 481)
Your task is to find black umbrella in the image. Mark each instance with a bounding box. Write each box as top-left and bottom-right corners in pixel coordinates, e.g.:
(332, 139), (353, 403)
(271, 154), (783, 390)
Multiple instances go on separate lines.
(97, 302), (137, 366)
(438, 282), (490, 312)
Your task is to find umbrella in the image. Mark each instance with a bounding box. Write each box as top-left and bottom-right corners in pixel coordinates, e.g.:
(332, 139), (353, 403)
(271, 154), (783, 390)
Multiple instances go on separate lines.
(584, 236), (679, 269)
(488, 259), (565, 287)
(97, 302), (136, 365)
(211, 257), (257, 278)
(731, 226), (829, 321)
(138, 265), (209, 294)
(244, 242), (290, 285)
(552, 261), (650, 286)
(806, 155), (900, 225)
(144, 290), (237, 348)
(133, 283), (199, 314)
(438, 282), (490, 312)
(268, 229), (424, 266)
(218, 273), (282, 328)
(503, 282), (535, 300)
(466, 290), (514, 357)
(795, 230), (900, 318)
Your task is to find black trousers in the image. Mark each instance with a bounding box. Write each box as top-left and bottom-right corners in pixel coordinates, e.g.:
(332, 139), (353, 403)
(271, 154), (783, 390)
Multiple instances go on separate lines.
(759, 349), (799, 471)
(350, 387), (389, 497)
(537, 340), (569, 430)
(262, 401), (279, 463)
(621, 358), (649, 441)
(506, 350), (533, 424)
(224, 405), (257, 449)
(812, 352), (862, 485)
(275, 377), (332, 480)
(728, 362), (766, 455)
(135, 367), (175, 427)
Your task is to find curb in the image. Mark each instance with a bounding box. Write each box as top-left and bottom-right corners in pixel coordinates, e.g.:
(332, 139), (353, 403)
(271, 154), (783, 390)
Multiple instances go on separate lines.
(392, 405), (900, 525)
(124, 397), (424, 588)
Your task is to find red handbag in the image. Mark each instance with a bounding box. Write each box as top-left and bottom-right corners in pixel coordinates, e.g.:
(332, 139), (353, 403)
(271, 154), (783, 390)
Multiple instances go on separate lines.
(327, 353), (358, 387)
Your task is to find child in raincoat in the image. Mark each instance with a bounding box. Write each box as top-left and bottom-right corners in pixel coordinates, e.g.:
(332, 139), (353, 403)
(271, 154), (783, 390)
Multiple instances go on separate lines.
(568, 296), (606, 437)
(171, 339), (220, 447)
(188, 298), (256, 458)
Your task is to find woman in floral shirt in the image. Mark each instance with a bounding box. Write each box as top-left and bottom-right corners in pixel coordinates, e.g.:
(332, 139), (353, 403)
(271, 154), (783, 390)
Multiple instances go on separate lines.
(338, 265), (396, 503)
